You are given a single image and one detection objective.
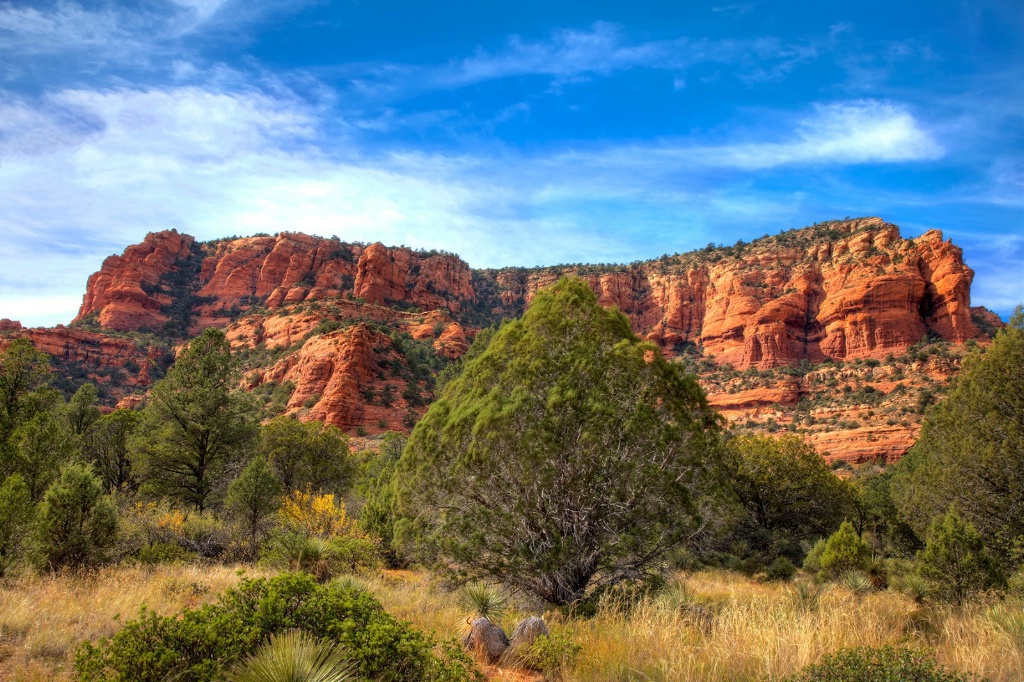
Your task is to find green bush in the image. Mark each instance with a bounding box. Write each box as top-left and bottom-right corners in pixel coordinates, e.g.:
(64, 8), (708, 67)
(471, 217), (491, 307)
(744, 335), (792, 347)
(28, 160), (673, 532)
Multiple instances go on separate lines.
(917, 507), (1000, 605)
(75, 572), (483, 682)
(766, 556), (797, 582)
(0, 473), (34, 576)
(524, 631), (582, 680)
(782, 644), (977, 681)
(38, 462), (117, 569)
(818, 521), (869, 579)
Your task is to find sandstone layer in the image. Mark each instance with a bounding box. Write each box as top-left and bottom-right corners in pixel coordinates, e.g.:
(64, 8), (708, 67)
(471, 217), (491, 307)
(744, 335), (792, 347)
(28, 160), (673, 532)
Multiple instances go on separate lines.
(10, 217), (1000, 461)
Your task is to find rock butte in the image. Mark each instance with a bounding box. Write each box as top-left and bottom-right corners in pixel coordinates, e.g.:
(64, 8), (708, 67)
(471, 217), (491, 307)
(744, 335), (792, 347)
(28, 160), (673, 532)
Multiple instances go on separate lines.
(2, 217), (1002, 463)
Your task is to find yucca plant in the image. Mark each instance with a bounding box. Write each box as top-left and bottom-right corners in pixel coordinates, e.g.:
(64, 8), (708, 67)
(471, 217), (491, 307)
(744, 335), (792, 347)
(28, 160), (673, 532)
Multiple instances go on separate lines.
(893, 573), (929, 605)
(790, 581), (824, 612)
(985, 602), (1024, 648)
(840, 570), (873, 597)
(224, 630), (356, 682)
(459, 581), (509, 622)
(332, 575), (368, 594)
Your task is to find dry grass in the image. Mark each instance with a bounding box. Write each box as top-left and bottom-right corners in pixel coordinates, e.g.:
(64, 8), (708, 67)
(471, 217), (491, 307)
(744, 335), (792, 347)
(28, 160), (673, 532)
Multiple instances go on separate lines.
(0, 566), (1019, 681)
(363, 569), (1022, 682)
(0, 563), (270, 682)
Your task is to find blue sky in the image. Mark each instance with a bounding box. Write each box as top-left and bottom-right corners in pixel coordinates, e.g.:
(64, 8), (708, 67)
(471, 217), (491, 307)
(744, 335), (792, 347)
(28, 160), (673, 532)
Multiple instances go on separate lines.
(0, 0), (1021, 326)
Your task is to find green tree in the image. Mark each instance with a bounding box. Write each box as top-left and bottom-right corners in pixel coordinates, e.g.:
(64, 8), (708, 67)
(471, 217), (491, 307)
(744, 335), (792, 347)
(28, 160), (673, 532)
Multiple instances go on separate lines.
(358, 432), (406, 567)
(917, 506), (1000, 605)
(12, 410), (70, 500)
(891, 310), (1024, 568)
(65, 382), (101, 437)
(395, 278), (723, 605)
(133, 328), (259, 511)
(83, 409), (140, 493)
(0, 338), (51, 446)
(38, 462), (118, 569)
(226, 456), (282, 548)
(819, 520), (870, 578)
(0, 473), (34, 576)
(259, 416), (354, 494)
(726, 435), (853, 550)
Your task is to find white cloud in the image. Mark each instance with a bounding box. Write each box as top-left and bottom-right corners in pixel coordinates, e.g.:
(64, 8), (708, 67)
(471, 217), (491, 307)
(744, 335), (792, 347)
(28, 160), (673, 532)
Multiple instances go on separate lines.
(350, 22), (818, 99)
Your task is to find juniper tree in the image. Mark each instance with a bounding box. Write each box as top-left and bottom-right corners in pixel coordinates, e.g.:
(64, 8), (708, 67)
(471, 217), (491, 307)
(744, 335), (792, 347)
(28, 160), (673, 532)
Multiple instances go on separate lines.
(891, 308), (1024, 569)
(395, 277), (724, 605)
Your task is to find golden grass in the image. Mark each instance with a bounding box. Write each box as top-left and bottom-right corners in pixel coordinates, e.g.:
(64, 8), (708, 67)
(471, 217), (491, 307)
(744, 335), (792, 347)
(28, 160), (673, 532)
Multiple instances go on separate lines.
(0, 564), (270, 682)
(0, 565), (1019, 681)
(363, 569), (1023, 682)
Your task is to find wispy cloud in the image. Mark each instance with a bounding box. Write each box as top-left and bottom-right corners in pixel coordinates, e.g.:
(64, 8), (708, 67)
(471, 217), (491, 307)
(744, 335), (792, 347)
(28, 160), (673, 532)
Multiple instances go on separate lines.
(348, 22), (818, 99)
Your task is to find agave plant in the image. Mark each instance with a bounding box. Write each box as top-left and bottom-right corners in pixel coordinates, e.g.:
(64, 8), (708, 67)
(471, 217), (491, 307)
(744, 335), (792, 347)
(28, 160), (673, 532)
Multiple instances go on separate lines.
(840, 570), (874, 597)
(459, 581), (509, 621)
(224, 630), (356, 682)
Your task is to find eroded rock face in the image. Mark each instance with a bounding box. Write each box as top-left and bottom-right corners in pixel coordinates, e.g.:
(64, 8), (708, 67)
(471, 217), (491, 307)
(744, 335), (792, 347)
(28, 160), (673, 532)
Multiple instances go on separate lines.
(75, 230), (196, 331)
(51, 218), (1001, 458)
(0, 327), (162, 404)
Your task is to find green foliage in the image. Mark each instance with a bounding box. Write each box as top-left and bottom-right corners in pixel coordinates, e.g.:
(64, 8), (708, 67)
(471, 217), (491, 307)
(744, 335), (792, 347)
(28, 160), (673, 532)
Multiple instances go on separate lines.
(226, 456), (282, 553)
(765, 556), (797, 581)
(725, 435), (853, 561)
(38, 462), (117, 569)
(458, 582), (509, 621)
(916, 507), (1000, 605)
(75, 572), (483, 682)
(133, 328), (260, 511)
(819, 521), (870, 579)
(396, 278), (723, 605)
(11, 409), (70, 500)
(260, 416), (354, 494)
(0, 473), (33, 576)
(782, 644), (978, 682)
(789, 581), (824, 612)
(839, 570), (873, 596)
(891, 320), (1024, 569)
(223, 629), (356, 682)
(83, 409), (139, 494)
(523, 631), (582, 679)
(0, 338), (52, 448)
(358, 432), (406, 567)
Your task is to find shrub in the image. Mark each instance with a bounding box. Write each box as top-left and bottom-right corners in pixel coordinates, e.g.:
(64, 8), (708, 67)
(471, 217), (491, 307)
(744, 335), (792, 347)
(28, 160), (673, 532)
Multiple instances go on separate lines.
(0, 473), (34, 576)
(766, 556), (797, 582)
(523, 631), (582, 680)
(75, 572), (483, 682)
(782, 644), (977, 681)
(916, 507), (1000, 605)
(818, 521), (869, 579)
(38, 462), (117, 569)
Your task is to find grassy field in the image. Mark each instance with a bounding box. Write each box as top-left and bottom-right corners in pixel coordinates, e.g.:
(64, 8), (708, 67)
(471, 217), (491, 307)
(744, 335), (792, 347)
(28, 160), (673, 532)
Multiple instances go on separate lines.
(0, 565), (1020, 681)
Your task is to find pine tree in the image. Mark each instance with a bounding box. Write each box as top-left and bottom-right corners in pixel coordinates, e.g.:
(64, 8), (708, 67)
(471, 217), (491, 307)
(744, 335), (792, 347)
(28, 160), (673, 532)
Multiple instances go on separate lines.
(133, 328), (259, 511)
(917, 507), (1000, 605)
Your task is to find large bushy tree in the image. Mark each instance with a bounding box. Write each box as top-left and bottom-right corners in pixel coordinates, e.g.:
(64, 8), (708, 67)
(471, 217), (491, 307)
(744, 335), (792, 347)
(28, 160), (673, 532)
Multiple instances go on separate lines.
(726, 434), (853, 556)
(134, 328), (259, 511)
(259, 416), (354, 494)
(395, 277), (724, 604)
(890, 309), (1024, 568)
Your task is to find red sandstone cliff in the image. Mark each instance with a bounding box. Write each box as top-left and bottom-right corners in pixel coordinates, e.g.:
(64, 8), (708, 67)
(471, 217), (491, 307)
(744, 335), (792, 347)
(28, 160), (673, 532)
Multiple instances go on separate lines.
(13, 217), (999, 460)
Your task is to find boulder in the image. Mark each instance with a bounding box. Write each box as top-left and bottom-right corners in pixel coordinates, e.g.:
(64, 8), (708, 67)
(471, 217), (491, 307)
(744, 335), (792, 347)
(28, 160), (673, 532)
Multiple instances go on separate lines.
(461, 616), (509, 664)
(505, 616), (549, 664)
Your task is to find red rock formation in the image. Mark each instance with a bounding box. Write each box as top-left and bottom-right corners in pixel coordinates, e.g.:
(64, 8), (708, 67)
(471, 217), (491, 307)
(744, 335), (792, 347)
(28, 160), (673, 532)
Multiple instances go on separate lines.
(252, 324), (421, 434)
(75, 230), (196, 331)
(0, 326), (161, 404)
(57, 218), (1000, 455)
